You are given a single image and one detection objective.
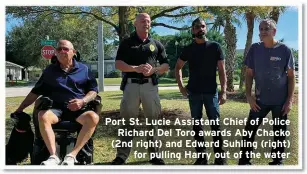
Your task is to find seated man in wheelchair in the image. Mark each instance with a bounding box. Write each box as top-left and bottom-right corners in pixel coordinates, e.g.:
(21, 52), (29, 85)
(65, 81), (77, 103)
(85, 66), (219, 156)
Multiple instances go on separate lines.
(14, 40), (100, 166)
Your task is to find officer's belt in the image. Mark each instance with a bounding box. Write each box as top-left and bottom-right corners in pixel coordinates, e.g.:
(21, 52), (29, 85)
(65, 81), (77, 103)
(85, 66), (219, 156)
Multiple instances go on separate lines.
(128, 78), (152, 84)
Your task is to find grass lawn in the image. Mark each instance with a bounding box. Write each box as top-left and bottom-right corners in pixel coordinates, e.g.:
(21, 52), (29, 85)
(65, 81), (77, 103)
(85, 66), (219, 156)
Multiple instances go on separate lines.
(103, 77), (187, 86)
(5, 90), (298, 165)
(5, 77), (239, 88)
(103, 77), (239, 86)
(5, 80), (34, 87)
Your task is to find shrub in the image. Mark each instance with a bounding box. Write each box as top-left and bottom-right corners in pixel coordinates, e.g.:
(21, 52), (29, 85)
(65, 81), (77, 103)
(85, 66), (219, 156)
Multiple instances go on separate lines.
(106, 70), (122, 78)
(233, 74), (240, 82)
(167, 69), (189, 78)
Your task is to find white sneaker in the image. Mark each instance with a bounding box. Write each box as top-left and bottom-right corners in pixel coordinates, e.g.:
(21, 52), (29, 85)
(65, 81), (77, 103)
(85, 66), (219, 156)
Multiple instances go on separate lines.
(41, 155), (61, 165)
(61, 154), (77, 165)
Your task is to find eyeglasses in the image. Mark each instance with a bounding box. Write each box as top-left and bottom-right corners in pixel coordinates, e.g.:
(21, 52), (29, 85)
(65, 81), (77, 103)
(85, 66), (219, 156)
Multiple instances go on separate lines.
(56, 47), (71, 53)
(194, 25), (206, 30)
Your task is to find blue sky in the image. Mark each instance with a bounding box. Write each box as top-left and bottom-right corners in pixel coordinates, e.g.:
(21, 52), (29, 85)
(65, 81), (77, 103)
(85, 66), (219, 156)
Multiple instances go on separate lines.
(6, 6), (298, 50)
(152, 6), (299, 50)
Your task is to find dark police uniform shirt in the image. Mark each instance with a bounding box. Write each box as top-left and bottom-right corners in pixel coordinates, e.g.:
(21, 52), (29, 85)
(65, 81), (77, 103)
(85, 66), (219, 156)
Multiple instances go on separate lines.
(245, 42), (294, 105)
(31, 58), (98, 108)
(116, 32), (169, 78)
(180, 41), (224, 94)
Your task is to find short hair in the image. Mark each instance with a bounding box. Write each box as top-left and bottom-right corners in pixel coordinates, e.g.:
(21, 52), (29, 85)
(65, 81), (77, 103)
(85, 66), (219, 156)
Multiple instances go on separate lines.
(57, 40), (74, 49)
(192, 17), (205, 28)
(260, 18), (277, 29)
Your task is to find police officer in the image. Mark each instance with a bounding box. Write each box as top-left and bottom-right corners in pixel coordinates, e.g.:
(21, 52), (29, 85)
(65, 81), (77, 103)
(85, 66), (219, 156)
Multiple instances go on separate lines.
(175, 17), (227, 165)
(111, 13), (169, 165)
(238, 19), (295, 165)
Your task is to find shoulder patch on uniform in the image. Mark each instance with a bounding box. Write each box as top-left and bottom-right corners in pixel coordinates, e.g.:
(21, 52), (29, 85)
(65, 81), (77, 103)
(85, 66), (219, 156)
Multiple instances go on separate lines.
(149, 44), (155, 52)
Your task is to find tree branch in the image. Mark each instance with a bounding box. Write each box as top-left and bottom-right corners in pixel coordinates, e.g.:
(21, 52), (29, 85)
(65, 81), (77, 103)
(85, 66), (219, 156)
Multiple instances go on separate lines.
(151, 6), (185, 20)
(162, 10), (209, 18)
(151, 22), (191, 30)
(14, 7), (119, 33)
(46, 9), (119, 31)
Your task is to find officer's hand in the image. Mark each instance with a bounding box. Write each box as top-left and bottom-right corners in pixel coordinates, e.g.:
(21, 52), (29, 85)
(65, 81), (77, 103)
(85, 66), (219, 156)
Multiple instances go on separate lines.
(67, 99), (85, 111)
(143, 63), (154, 76)
(218, 92), (226, 105)
(143, 63), (153, 73)
(247, 96), (261, 112)
(282, 100), (292, 116)
(135, 65), (146, 73)
(179, 86), (188, 97)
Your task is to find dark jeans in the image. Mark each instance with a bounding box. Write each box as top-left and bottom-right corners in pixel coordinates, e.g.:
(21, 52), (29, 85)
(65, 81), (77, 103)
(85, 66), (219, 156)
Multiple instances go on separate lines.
(188, 91), (224, 154)
(240, 101), (288, 162)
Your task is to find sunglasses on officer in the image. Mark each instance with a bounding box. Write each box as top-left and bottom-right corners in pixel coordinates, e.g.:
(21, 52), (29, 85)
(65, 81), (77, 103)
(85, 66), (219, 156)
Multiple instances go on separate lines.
(56, 47), (72, 53)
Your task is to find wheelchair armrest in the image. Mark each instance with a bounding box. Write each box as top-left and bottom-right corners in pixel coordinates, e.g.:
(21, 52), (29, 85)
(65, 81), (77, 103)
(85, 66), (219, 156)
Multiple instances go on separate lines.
(52, 121), (82, 132)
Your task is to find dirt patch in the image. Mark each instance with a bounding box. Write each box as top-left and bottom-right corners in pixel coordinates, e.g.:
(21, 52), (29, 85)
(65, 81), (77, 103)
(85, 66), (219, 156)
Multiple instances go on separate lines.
(226, 91), (247, 102)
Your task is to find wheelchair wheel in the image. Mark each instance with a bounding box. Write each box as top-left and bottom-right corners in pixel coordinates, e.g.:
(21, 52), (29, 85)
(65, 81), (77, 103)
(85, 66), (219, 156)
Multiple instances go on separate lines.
(76, 138), (94, 165)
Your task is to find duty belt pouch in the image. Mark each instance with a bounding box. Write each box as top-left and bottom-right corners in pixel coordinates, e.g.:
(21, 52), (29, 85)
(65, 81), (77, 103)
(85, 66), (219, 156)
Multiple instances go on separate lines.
(120, 75), (128, 91)
(151, 73), (158, 86)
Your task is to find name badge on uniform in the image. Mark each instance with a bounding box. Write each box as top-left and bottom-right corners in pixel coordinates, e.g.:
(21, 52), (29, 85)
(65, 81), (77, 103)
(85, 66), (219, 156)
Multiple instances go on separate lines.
(149, 44), (155, 52)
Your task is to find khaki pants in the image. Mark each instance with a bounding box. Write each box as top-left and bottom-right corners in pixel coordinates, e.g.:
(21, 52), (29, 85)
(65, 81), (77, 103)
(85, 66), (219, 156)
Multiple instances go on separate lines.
(116, 78), (161, 160)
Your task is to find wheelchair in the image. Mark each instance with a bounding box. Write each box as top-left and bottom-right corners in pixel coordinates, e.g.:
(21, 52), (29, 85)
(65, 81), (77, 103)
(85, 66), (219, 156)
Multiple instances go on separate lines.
(31, 96), (102, 165)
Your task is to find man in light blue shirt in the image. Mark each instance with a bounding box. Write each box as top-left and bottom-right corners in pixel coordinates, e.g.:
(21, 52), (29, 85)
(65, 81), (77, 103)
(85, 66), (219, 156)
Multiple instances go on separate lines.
(239, 19), (295, 165)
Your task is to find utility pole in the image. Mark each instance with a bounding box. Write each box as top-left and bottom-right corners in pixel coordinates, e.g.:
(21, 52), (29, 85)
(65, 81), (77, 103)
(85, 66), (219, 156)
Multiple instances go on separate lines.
(98, 20), (104, 92)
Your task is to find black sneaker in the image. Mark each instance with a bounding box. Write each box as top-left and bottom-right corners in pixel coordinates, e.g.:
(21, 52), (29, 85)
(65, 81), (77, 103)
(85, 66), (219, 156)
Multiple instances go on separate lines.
(111, 157), (125, 165)
(214, 158), (227, 165)
(268, 160), (283, 165)
(149, 158), (165, 165)
(238, 159), (251, 165)
(194, 157), (208, 165)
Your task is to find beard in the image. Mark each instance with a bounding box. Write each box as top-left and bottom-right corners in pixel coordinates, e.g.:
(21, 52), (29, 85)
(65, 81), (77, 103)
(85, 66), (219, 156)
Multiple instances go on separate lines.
(194, 31), (206, 39)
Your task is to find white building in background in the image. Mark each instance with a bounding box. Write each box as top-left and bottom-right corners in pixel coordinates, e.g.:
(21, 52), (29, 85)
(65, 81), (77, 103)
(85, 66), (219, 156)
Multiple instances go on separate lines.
(82, 59), (116, 77)
(6, 61), (24, 81)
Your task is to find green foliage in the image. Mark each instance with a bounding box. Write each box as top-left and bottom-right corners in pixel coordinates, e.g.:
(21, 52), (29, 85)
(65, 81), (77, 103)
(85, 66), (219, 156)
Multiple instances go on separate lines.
(106, 70), (122, 78)
(291, 48), (298, 63)
(236, 54), (244, 70)
(6, 13), (117, 68)
(233, 74), (240, 82)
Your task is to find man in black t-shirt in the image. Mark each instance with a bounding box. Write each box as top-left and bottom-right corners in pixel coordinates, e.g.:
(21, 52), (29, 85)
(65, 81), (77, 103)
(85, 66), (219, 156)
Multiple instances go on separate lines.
(175, 18), (227, 165)
(111, 13), (169, 165)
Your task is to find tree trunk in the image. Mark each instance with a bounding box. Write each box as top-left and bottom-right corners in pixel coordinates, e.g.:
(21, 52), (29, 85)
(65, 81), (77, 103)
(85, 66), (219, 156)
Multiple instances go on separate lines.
(224, 17), (237, 92)
(239, 12), (255, 90)
(118, 7), (130, 41)
(270, 7), (280, 23)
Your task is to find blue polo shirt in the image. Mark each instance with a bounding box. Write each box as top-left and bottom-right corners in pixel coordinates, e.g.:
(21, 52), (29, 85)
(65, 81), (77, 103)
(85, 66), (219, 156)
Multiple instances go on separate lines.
(31, 59), (98, 108)
(245, 42), (295, 105)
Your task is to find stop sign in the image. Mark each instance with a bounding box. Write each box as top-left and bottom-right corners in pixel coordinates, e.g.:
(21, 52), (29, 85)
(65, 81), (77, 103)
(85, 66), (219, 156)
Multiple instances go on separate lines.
(41, 45), (55, 59)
